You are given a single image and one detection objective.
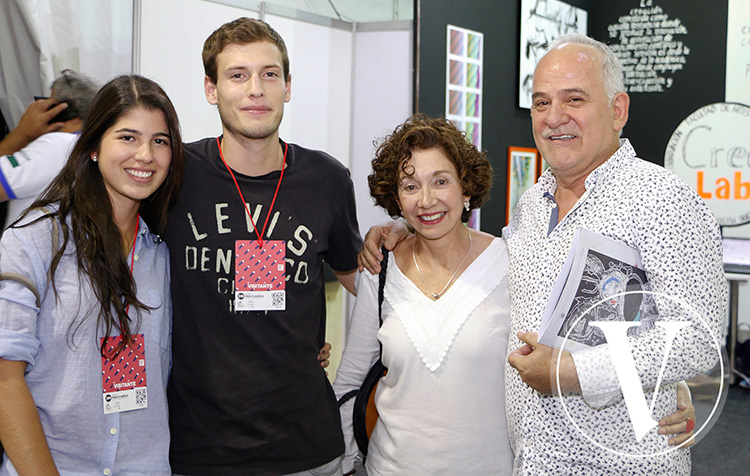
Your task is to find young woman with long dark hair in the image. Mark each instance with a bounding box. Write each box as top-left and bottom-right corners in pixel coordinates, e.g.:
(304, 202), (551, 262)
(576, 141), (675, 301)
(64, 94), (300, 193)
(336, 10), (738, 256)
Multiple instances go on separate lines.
(0, 75), (183, 475)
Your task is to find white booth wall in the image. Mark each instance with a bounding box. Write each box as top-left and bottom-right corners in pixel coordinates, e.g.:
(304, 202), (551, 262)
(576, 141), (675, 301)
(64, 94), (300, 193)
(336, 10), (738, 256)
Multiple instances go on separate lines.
(349, 26), (413, 235)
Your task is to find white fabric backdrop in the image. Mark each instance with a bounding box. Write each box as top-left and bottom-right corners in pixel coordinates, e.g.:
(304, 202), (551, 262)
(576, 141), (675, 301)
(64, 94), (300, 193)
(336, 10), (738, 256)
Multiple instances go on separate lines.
(0, 0), (132, 127)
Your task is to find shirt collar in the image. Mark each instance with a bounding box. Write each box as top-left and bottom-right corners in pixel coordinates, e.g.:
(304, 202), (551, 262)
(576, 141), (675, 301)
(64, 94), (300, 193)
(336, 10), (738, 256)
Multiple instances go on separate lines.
(136, 214), (161, 248)
(538, 138), (635, 196)
(582, 138), (634, 191)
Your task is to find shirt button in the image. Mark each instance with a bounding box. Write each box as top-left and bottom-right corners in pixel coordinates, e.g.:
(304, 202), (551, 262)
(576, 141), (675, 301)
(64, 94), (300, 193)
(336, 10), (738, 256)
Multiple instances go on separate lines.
(134, 255), (139, 261)
(103, 469), (111, 475)
(109, 427), (117, 435)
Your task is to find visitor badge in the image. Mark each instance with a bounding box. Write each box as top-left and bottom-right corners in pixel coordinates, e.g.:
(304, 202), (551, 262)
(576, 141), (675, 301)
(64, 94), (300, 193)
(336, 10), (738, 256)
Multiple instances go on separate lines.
(234, 240), (286, 311)
(101, 334), (147, 414)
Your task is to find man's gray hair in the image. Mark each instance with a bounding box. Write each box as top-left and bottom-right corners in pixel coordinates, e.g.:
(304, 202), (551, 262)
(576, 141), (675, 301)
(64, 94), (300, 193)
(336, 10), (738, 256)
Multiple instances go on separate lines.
(545, 33), (625, 102)
(50, 70), (100, 121)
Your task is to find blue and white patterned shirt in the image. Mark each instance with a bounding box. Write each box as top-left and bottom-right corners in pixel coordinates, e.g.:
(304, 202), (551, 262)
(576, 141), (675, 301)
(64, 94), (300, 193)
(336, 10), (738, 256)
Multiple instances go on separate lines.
(0, 209), (172, 475)
(504, 139), (727, 475)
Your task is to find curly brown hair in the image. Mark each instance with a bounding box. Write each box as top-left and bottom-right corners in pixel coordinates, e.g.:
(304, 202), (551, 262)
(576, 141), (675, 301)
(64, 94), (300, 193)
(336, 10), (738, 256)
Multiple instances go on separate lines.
(368, 114), (492, 222)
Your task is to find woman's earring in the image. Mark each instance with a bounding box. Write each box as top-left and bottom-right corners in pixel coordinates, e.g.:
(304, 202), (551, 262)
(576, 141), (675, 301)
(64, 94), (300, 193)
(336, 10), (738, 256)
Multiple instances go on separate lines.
(464, 199), (470, 212)
(91, 154), (98, 162)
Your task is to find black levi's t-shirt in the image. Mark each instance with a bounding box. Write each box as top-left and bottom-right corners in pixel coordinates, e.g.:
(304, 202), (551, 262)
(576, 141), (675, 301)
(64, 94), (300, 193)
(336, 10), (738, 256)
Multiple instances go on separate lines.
(164, 137), (361, 475)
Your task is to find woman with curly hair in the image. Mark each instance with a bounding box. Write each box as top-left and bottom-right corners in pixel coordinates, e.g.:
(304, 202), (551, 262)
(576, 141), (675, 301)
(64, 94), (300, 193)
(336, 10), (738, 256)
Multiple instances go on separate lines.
(334, 114), (513, 475)
(0, 75), (183, 475)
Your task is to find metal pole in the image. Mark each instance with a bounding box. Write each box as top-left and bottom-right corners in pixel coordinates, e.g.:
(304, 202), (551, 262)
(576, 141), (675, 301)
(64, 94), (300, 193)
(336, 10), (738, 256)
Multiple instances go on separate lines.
(131, 0), (142, 74)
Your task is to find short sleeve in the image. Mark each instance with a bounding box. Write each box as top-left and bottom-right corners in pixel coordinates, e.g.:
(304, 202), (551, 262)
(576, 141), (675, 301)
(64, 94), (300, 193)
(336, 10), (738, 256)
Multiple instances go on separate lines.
(323, 168), (362, 273)
(0, 133), (75, 200)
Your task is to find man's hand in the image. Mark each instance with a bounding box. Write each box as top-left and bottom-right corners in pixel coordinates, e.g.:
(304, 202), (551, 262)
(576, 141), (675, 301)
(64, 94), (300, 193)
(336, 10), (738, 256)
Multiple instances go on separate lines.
(357, 220), (411, 274)
(659, 380), (696, 447)
(507, 332), (581, 394)
(18, 98), (68, 136)
(318, 342), (332, 374)
(0, 98), (68, 156)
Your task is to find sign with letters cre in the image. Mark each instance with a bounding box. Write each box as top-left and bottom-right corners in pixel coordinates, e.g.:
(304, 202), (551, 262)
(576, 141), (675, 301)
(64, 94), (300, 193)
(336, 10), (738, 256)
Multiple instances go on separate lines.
(664, 102), (750, 227)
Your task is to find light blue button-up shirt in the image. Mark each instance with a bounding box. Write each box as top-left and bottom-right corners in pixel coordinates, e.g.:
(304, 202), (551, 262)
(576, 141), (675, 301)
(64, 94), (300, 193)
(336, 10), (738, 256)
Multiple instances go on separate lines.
(0, 208), (171, 475)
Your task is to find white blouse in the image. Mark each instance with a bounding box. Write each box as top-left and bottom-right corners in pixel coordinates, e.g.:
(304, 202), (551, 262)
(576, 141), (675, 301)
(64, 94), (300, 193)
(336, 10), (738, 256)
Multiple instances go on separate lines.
(334, 238), (513, 476)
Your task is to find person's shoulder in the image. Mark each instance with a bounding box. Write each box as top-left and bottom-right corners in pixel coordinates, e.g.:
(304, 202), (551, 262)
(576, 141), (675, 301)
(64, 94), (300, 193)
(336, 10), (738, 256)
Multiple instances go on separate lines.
(14, 206), (56, 226)
(391, 233), (414, 261)
(475, 232), (508, 260)
(287, 142), (349, 174)
(5, 205), (61, 247)
(184, 137), (218, 161)
(614, 156), (713, 221)
(623, 155), (669, 174)
(470, 229), (498, 251)
(619, 156), (694, 192)
(19, 131), (77, 152)
(359, 265), (381, 284)
(39, 131), (77, 142)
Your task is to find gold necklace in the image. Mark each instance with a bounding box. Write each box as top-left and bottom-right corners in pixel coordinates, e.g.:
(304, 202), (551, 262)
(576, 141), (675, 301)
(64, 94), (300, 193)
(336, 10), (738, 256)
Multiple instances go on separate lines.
(412, 228), (472, 300)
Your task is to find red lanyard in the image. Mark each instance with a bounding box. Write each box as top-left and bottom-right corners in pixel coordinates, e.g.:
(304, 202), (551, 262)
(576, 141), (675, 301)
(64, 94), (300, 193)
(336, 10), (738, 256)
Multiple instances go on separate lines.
(216, 137), (287, 248)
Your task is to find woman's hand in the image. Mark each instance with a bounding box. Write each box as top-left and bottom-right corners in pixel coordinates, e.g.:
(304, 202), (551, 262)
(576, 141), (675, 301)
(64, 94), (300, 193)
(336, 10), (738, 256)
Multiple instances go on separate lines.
(0, 358), (60, 475)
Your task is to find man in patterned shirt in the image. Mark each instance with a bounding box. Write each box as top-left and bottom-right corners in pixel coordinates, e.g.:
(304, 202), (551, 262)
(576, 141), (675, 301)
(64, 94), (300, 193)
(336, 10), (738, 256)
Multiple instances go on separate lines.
(359, 33), (724, 475)
(503, 33), (726, 474)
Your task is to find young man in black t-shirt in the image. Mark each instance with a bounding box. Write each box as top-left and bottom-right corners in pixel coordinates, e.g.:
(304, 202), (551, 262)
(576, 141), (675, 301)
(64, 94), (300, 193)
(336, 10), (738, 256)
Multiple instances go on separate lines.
(164, 18), (360, 476)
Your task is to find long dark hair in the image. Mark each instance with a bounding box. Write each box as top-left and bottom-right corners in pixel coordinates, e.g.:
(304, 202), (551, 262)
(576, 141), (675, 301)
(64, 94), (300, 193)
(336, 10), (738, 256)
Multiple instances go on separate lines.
(18, 75), (184, 354)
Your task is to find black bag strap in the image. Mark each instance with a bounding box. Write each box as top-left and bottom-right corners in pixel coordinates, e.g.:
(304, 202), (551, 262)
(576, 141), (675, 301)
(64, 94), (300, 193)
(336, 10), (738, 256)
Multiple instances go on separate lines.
(377, 248), (388, 326)
(338, 249), (390, 407)
(351, 248), (389, 457)
(338, 248), (389, 407)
